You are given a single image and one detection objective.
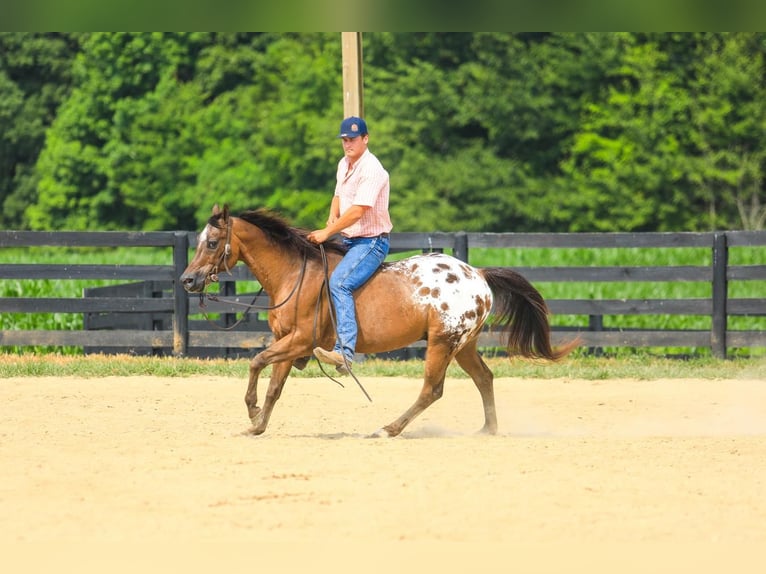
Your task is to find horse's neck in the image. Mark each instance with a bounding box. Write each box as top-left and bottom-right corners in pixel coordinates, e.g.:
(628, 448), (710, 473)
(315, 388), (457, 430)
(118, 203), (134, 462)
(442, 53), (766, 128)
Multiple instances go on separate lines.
(236, 228), (300, 294)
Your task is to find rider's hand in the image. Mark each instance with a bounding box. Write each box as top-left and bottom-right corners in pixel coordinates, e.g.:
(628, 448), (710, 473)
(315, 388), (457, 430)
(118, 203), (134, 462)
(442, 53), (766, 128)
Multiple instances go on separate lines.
(307, 229), (330, 244)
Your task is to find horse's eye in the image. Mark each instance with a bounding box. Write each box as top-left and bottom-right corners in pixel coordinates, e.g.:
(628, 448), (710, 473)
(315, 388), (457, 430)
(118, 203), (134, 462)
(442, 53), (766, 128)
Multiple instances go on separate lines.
(207, 240), (218, 250)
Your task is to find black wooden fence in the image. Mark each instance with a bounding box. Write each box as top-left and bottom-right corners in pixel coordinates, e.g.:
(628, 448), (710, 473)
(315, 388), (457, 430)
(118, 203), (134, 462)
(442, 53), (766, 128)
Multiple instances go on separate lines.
(1, 230), (765, 359)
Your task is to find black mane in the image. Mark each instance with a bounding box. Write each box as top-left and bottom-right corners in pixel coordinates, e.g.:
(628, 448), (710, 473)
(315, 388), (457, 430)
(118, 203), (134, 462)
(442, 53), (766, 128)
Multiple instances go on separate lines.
(210, 208), (348, 260)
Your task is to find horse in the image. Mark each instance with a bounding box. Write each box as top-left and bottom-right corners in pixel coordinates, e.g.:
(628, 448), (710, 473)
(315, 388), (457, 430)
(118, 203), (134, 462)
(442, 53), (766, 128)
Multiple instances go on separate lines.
(180, 205), (578, 437)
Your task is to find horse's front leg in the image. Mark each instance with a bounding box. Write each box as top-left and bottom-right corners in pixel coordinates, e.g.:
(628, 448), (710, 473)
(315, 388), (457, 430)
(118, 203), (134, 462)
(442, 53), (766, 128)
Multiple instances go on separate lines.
(247, 359), (293, 435)
(244, 352), (266, 427)
(245, 331), (320, 435)
(244, 339), (285, 423)
(244, 334), (309, 434)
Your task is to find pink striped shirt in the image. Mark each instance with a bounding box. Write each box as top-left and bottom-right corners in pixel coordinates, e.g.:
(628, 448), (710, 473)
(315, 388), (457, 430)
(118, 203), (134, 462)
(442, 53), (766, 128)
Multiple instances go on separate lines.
(335, 149), (393, 238)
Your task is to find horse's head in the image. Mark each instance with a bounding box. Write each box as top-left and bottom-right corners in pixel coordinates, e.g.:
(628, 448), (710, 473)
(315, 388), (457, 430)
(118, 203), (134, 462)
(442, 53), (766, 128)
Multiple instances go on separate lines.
(180, 204), (238, 293)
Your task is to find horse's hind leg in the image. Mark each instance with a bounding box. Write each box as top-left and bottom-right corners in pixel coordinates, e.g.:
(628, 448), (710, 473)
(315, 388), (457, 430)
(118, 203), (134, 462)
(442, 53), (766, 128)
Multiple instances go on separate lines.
(454, 340), (497, 434)
(374, 341), (453, 438)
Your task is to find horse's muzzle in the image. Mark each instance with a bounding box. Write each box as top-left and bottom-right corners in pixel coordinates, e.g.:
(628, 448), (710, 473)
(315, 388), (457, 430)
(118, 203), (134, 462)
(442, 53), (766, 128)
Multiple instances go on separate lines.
(180, 272), (207, 293)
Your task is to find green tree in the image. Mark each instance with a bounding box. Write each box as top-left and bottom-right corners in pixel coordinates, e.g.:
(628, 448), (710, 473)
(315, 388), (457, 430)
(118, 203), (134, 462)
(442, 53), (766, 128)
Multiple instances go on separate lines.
(556, 35), (696, 231)
(17, 32), (766, 233)
(556, 33), (766, 231)
(686, 33), (766, 230)
(29, 32), (208, 230)
(368, 33), (629, 232)
(29, 32), (342, 231)
(0, 32), (79, 228)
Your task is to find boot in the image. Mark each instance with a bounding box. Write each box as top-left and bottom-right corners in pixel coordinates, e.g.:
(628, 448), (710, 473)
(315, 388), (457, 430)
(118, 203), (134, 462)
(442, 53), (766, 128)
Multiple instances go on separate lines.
(313, 347), (351, 374)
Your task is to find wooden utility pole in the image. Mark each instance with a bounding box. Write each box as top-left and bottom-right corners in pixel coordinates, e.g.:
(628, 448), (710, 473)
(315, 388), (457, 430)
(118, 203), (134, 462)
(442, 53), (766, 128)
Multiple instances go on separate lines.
(341, 32), (363, 118)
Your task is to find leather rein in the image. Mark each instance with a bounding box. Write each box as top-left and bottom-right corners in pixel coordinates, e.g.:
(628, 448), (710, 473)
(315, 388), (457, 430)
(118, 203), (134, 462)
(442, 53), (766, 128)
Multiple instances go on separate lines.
(197, 219), (308, 330)
(194, 218), (372, 401)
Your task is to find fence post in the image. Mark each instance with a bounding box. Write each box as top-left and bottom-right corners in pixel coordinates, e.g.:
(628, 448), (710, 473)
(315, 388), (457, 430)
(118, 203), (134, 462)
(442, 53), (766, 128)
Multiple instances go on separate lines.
(588, 314), (603, 357)
(172, 231), (190, 356)
(711, 232), (728, 359)
(454, 231), (468, 262)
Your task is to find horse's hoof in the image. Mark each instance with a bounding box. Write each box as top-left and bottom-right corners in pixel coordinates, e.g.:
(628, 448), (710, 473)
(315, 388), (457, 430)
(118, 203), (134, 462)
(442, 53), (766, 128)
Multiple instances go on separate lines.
(477, 424), (498, 435)
(242, 425), (265, 436)
(368, 428), (391, 438)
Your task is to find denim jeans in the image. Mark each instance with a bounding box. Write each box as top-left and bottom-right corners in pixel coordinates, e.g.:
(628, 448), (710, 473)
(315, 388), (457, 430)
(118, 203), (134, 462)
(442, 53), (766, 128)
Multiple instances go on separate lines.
(329, 235), (390, 360)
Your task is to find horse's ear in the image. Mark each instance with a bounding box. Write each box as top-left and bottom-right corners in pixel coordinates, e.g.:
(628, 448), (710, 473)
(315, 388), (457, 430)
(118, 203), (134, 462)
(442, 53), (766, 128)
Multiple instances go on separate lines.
(212, 204), (220, 216)
(222, 204), (230, 221)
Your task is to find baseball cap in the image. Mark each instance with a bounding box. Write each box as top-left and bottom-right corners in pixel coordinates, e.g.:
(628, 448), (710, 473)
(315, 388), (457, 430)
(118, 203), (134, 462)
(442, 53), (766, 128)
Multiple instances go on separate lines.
(337, 116), (368, 138)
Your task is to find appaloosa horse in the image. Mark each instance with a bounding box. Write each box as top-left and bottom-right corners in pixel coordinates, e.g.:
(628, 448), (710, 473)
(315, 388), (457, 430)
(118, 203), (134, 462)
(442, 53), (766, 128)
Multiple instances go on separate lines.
(181, 205), (577, 437)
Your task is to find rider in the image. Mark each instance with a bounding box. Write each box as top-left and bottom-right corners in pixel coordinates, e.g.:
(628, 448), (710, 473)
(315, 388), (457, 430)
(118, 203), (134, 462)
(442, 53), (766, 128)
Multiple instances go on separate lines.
(307, 116), (393, 372)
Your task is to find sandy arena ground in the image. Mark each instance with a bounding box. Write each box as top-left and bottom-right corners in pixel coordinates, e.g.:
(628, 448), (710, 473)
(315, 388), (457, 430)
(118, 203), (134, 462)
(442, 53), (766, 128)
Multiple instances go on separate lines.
(2, 374), (765, 571)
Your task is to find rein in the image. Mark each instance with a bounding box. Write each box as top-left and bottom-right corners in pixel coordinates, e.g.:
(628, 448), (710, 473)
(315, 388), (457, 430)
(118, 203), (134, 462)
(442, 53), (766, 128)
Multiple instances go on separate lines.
(192, 216), (371, 402)
(198, 254), (308, 330)
(197, 219), (308, 330)
(316, 244), (372, 402)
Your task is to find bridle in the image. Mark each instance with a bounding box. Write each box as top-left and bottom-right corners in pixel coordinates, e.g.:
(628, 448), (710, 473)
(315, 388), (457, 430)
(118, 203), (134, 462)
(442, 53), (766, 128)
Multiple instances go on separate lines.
(210, 217), (234, 281)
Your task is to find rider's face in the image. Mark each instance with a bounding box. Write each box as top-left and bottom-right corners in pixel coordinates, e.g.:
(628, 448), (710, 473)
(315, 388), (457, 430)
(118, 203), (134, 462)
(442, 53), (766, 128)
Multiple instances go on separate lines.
(340, 134), (368, 164)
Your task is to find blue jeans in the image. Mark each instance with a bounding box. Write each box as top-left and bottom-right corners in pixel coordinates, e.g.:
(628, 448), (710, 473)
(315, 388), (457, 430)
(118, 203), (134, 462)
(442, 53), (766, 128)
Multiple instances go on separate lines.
(329, 235), (390, 360)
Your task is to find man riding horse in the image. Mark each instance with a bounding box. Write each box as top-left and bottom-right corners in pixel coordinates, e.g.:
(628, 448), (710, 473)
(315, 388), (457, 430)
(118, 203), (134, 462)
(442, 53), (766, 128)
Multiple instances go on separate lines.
(307, 116), (393, 374)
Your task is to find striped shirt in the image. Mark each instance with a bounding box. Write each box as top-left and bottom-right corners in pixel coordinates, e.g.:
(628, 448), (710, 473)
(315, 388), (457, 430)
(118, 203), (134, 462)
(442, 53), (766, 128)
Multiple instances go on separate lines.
(335, 149), (393, 238)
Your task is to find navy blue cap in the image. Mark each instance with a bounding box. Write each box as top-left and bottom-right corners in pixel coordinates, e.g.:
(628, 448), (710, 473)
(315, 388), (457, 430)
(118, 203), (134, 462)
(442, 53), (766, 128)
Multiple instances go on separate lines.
(337, 116), (368, 138)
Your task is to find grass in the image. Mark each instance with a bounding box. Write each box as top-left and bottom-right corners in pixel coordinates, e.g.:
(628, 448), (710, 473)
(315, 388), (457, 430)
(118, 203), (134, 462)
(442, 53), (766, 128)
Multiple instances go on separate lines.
(1, 352), (764, 380)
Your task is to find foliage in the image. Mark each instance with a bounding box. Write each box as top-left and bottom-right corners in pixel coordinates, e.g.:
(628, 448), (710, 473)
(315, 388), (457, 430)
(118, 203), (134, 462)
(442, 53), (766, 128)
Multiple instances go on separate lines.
(556, 33), (766, 232)
(0, 33), (80, 228)
(1, 33), (765, 233)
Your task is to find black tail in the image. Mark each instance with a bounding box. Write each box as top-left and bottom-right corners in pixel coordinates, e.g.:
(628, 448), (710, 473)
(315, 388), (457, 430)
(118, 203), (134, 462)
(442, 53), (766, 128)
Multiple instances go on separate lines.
(480, 267), (579, 361)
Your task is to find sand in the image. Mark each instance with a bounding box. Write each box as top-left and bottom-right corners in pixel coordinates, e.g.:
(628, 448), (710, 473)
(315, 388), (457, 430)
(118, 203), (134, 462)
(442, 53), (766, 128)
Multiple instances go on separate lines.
(2, 374), (765, 571)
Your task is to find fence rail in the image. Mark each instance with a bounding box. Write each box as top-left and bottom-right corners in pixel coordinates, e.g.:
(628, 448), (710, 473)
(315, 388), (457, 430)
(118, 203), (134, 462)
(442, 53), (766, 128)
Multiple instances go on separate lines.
(1, 230), (765, 359)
